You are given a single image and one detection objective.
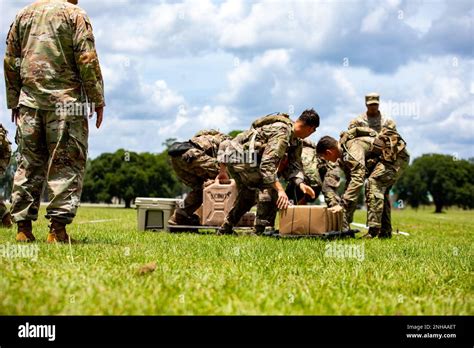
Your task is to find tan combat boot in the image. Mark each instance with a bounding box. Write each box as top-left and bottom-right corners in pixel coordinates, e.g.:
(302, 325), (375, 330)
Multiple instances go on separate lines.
(2, 212), (13, 228)
(47, 220), (76, 244)
(16, 220), (35, 242)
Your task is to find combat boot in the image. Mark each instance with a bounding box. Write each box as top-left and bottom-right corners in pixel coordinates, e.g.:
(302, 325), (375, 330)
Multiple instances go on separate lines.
(16, 220), (35, 242)
(47, 220), (76, 244)
(368, 227), (381, 238)
(168, 209), (199, 226)
(217, 222), (236, 235)
(254, 225), (266, 235)
(2, 212), (13, 228)
(379, 229), (392, 239)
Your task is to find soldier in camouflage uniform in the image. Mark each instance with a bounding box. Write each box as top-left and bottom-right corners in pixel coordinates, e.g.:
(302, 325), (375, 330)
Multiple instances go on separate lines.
(285, 139), (341, 206)
(4, 0), (105, 242)
(217, 109), (320, 235)
(256, 139), (341, 233)
(168, 130), (230, 226)
(316, 127), (409, 238)
(348, 93), (398, 237)
(0, 124), (13, 228)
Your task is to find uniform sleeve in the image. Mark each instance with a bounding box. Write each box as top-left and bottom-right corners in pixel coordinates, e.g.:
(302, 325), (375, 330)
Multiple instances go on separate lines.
(260, 123), (291, 185)
(384, 118), (398, 131)
(322, 165), (341, 207)
(4, 18), (22, 109)
(285, 140), (305, 186)
(300, 148), (321, 188)
(72, 10), (105, 107)
(348, 118), (363, 130)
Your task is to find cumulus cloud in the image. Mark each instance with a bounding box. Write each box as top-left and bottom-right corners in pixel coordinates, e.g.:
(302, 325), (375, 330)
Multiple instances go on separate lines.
(0, 0), (472, 160)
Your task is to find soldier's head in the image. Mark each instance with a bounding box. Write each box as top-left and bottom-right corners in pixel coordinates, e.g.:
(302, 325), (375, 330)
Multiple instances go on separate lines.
(294, 109), (320, 138)
(316, 136), (340, 162)
(67, 0), (79, 4)
(365, 92), (380, 116)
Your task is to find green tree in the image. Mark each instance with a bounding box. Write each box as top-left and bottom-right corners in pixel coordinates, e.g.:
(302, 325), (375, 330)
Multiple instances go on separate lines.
(228, 130), (243, 138)
(395, 154), (474, 213)
(82, 149), (182, 208)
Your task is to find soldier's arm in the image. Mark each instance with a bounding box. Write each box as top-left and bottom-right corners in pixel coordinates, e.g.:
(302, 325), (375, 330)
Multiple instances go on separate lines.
(348, 118), (363, 130)
(71, 9), (105, 107)
(322, 166), (341, 208)
(285, 141), (306, 186)
(384, 118), (398, 131)
(4, 17), (22, 110)
(259, 124), (291, 185)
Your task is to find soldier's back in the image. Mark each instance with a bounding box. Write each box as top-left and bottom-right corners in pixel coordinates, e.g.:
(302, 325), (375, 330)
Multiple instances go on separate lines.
(11, 0), (87, 109)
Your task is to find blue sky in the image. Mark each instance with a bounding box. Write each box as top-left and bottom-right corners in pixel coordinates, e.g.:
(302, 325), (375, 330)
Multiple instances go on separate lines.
(1, 0), (473, 159)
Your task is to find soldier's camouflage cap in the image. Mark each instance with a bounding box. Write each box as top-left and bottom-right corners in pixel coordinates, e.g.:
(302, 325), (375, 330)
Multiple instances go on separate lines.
(365, 92), (380, 105)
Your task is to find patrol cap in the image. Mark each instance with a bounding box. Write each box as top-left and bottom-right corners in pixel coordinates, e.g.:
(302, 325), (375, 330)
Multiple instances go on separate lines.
(365, 92), (380, 105)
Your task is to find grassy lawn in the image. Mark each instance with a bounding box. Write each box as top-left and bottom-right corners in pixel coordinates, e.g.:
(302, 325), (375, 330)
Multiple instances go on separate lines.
(0, 206), (472, 315)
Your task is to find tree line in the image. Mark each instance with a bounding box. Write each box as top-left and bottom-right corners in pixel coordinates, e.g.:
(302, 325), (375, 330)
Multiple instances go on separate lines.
(1, 137), (473, 212)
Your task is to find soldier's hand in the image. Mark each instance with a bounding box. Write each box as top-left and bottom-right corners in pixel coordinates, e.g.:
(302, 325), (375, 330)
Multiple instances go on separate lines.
(216, 171), (230, 184)
(299, 183), (316, 199)
(11, 108), (19, 125)
(93, 106), (104, 129)
(276, 189), (289, 210)
(328, 204), (343, 213)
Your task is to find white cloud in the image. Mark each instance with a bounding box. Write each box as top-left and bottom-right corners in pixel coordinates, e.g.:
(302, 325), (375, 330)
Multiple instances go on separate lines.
(0, 0), (472, 161)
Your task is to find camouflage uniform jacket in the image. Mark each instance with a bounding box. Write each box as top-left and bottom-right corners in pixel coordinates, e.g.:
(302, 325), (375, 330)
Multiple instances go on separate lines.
(298, 140), (341, 207)
(339, 136), (375, 204)
(348, 112), (397, 133)
(0, 124), (12, 174)
(4, 0), (105, 110)
(220, 113), (304, 186)
(190, 129), (229, 158)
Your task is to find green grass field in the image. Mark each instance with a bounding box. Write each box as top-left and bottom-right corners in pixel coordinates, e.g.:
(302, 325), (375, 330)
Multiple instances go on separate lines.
(0, 206), (472, 315)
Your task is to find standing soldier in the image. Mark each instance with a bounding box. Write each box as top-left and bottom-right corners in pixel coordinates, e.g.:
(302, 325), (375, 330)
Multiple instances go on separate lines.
(217, 110), (320, 235)
(168, 130), (230, 226)
(0, 124), (13, 228)
(349, 93), (397, 132)
(4, 0), (105, 242)
(316, 127), (409, 238)
(348, 93), (397, 237)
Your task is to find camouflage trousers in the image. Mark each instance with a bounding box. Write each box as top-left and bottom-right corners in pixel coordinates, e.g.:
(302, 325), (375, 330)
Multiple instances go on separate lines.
(365, 156), (409, 231)
(171, 149), (219, 217)
(255, 188), (278, 231)
(0, 199), (7, 219)
(10, 106), (88, 225)
(224, 164), (275, 230)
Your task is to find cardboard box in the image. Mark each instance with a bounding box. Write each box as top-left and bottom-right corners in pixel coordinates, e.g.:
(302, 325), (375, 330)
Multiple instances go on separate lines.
(136, 197), (181, 231)
(279, 206), (343, 235)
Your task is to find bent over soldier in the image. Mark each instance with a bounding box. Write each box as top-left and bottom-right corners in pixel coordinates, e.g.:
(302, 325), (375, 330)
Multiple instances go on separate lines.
(217, 110), (320, 235)
(168, 130), (230, 226)
(316, 127), (409, 238)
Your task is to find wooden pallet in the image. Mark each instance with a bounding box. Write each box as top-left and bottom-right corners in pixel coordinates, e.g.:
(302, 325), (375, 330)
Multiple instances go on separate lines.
(167, 225), (254, 233)
(269, 229), (358, 239)
(167, 225), (358, 239)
